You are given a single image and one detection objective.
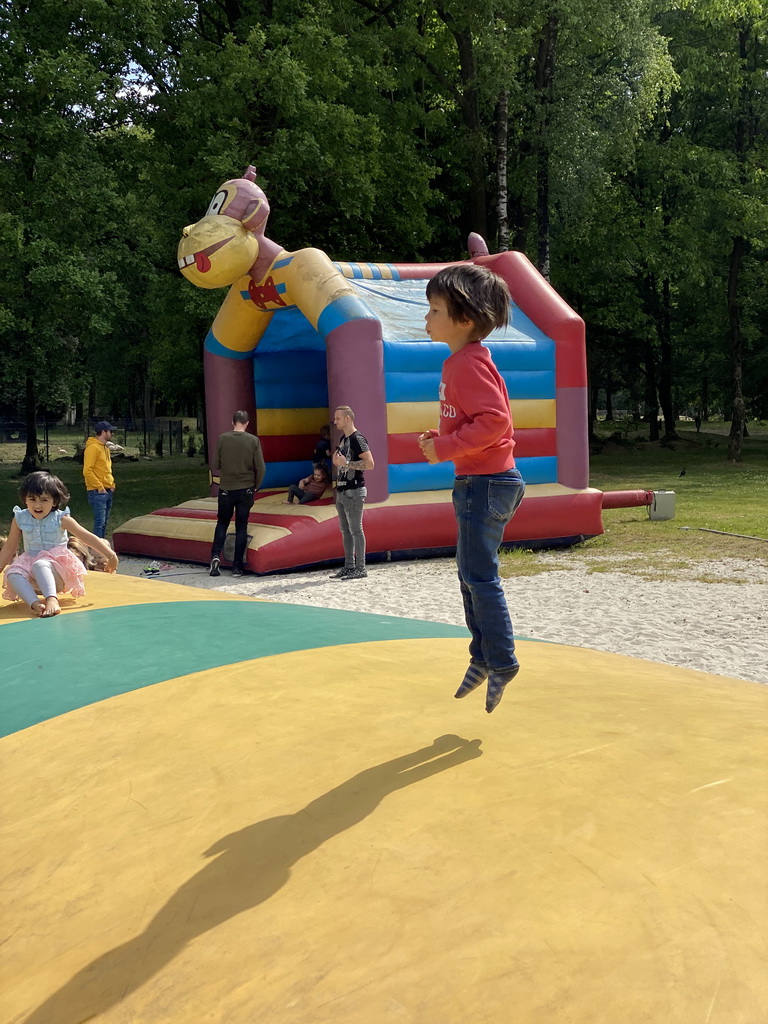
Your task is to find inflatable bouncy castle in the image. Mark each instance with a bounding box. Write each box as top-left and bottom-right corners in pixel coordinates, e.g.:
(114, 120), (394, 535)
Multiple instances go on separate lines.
(113, 168), (604, 572)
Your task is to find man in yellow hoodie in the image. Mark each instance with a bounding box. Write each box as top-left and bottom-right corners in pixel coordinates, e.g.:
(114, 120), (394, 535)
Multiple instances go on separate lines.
(83, 420), (116, 538)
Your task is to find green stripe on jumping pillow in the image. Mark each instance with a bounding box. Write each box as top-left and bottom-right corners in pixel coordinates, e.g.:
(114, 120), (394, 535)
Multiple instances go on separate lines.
(0, 601), (469, 737)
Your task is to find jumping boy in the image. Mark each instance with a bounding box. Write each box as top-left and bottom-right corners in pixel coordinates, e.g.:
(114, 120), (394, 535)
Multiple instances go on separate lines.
(419, 264), (525, 713)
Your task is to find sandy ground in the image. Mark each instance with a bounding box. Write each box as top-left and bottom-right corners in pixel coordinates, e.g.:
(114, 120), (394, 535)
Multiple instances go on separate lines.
(116, 553), (768, 687)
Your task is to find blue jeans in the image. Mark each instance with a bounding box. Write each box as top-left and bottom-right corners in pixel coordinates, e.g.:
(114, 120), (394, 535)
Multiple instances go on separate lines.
(452, 469), (525, 674)
(87, 489), (113, 538)
(211, 487), (254, 568)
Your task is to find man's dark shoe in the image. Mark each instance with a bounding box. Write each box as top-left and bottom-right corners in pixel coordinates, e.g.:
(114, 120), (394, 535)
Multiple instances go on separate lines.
(344, 567), (368, 580)
(209, 557), (221, 577)
(232, 564), (246, 578)
(330, 568), (353, 579)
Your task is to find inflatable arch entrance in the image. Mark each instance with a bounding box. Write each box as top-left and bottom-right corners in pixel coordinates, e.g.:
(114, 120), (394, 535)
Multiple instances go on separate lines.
(113, 168), (603, 572)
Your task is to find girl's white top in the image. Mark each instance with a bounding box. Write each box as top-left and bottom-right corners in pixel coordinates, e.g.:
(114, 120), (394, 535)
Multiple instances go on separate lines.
(13, 505), (70, 556)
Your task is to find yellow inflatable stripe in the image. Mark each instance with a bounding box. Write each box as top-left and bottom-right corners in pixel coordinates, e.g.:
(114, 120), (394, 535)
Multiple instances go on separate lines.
(142, 485), (593, 519)
(116, 515), (291, 549)
(511, 399), (556, 428)
(386, 402), (441, 433)
(171, 495), (341, 525)
(366, 483), (595, 507)
(257, 408), (330, 435)
(336, 263), (395, 281)
(386, 399), (556, 433)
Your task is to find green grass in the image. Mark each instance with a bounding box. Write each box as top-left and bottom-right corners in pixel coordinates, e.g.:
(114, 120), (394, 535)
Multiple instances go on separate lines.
(0, 454), (209, 541)
(2, 423), (766, 583)
(501, 425), (768, 582)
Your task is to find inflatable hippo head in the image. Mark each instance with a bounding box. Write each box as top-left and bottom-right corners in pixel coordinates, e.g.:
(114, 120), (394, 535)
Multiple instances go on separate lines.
(177, 166), (269, 289)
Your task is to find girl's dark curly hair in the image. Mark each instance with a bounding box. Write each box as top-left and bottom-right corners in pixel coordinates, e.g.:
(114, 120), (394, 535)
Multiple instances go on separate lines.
(20, 471), (70, 509)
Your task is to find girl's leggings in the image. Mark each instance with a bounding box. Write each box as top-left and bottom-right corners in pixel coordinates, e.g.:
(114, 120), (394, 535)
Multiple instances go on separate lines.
(287, 484), (317, 504)
(7, 559), (62, 607)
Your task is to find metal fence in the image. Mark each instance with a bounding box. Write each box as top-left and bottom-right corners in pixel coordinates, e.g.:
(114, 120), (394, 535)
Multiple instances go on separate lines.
(0, 417), (205, 462)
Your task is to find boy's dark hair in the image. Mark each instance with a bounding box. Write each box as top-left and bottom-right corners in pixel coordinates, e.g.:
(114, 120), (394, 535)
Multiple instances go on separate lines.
(312, 462), (330, 480)
(20, 471), (70, 509)
(232, 410), (249, 425)
(320, 424), (331, 438)
(426, 264), (511, 339)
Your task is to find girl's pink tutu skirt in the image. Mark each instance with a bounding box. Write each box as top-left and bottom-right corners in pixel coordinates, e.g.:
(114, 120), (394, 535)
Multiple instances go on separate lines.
(2, 545), (87, 602)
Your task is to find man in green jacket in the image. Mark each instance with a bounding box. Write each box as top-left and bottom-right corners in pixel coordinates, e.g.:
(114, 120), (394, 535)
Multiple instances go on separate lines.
(209, 410), (266, 578)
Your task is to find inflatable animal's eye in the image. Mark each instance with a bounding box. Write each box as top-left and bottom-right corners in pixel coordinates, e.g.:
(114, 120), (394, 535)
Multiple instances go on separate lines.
(207, 190), (228, 216)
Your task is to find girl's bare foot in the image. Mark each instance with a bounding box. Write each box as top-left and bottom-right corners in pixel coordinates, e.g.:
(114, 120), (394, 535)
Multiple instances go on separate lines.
(30, 600), (46, 617)
(42, 596), (61, 617)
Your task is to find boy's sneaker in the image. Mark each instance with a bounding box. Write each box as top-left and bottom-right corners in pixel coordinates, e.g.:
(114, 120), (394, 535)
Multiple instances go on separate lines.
(209, 557), (221, 577)
(232, 564), (245, 578)
(330, 567), (353, 579)
(345, 567), (368, 580)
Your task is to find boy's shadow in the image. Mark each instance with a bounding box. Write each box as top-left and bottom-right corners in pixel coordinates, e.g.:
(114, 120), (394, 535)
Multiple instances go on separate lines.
(23, 735), (482, 1023)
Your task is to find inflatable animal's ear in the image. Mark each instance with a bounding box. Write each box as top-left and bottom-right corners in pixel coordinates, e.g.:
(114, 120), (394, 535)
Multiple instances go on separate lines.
(468, 232), (489, 258)
(241, 196), (267, 232)
(200, 173), (270, 236)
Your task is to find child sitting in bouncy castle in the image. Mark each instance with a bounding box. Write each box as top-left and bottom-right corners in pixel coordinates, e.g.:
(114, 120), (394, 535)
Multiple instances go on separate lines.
(284, 464), (330, 505)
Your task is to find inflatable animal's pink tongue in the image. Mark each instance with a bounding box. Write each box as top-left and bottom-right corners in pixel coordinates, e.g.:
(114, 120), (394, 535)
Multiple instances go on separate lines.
(195, 252), (211, 273)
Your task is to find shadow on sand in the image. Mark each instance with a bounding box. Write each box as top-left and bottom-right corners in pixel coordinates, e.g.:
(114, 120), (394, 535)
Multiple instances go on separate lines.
(22, 734), (482, 1023)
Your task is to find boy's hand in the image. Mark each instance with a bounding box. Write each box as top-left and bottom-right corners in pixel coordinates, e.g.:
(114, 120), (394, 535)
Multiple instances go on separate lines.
(418, 436), (439, 463)
(332, 451), (346, 468)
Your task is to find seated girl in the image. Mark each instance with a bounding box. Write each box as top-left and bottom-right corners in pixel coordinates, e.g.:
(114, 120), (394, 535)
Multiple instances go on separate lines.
(283, 464), (330, 505)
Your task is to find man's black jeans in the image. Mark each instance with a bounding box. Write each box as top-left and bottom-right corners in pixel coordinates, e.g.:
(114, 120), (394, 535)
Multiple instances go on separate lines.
(211, 487), (254, 568)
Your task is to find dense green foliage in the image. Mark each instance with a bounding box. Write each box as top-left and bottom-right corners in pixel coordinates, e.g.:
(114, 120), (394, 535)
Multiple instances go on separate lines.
(1, 0), (766, 462)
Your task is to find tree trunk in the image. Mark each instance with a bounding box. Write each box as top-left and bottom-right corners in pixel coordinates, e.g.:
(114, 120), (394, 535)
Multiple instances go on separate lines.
(658, 277), (679, 439)
(143, 369), (154, 449)
(589, 383), (598, 439)
(643, 340), (660, 441)
(21, 373), (40, 474)
(605, 366), (614, 422)
(726, 22), (755, 464)
(452, 24), (487, 238)
(87, 381), (96, 435)
(495, 90), (509, 252)
(535, 15), (558, 280)
(726, 235), (747, 462)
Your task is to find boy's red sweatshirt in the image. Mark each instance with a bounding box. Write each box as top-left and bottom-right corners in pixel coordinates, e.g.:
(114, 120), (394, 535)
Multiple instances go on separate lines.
(432, 343), (516, 475)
